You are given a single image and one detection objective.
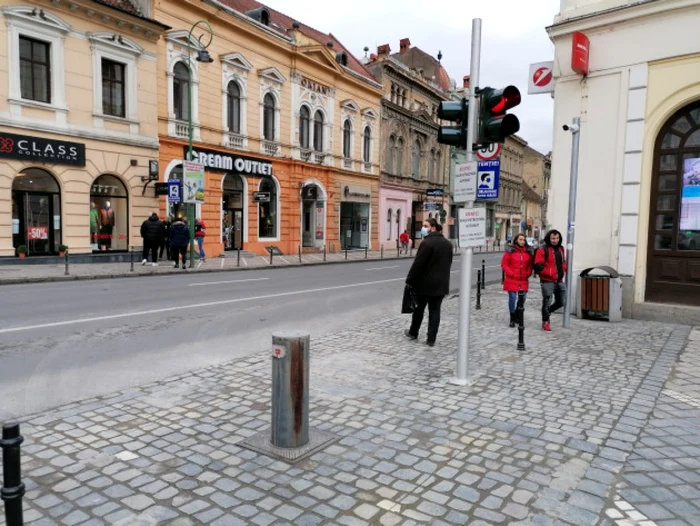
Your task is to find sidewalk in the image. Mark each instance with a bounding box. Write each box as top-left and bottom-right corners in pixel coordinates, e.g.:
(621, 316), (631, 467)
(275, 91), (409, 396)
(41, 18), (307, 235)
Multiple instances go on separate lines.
(2, 290), (696, 526)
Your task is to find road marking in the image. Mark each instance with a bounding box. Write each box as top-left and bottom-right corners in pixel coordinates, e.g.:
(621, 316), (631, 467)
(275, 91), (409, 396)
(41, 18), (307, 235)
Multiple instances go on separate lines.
(188, 277), (270, 288)
(242, 256), (248, 267)
(278, 256), (290, 265)
(309, 254), (323, 261)
(220, 259), (225, 269)
(365, 266), (400, 271)
(0, 277), (406, 334)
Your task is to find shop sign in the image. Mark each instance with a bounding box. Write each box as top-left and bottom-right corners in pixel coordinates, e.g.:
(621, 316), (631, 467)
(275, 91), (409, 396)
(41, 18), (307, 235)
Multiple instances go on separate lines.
(426, 188), (444, 197)
(183, 161), (205, 204)
(155, 182), (169, 196)
(186, 147), (273, 176)
(571, 31), (590, 76)
(0, 131), (85, 166)
(27, 226), (49, 240)
(253, 191), (270, 203)
(315, 202), (324, 240)
(301, 77), (330, 96)
(424, 202), (441, 211)
(342, 184), (371, 202)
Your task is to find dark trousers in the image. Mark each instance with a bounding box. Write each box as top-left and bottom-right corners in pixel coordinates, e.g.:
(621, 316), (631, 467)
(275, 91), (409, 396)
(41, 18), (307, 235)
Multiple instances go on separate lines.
(173, 246), (187, 266)
(159, 241), (170, 260)
(541, 281), (566, 322)
(409, 295), (444, 343)
(142, 241), (158, 263)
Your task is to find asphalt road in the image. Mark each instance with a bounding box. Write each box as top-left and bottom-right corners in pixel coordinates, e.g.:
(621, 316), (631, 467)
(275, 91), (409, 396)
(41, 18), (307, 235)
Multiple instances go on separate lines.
(0, 252), (504, 420)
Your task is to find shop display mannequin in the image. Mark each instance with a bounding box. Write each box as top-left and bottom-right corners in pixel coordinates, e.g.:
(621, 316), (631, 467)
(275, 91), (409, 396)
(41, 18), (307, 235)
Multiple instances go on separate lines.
(90, 202), (100, 249)
(100, 201), (115, 250)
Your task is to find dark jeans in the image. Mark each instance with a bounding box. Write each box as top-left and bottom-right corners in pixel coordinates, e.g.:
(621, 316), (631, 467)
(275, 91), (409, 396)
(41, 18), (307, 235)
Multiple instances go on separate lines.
(142, 241), (158, 263)
(508, 292), (527, 314)
(173, 246), (187, 266)
(159, 241), (170, 260)
(541, 281), (566, 322)
(409, 295), (444, 344)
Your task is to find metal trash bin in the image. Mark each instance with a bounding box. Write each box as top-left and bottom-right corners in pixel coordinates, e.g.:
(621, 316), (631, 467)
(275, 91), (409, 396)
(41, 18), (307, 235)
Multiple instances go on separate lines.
(576, 266), (622, 322)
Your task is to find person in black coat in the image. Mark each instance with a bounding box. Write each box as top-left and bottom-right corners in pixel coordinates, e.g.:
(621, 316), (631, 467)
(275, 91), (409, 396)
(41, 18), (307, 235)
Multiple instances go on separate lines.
(169, 218), (190, 270)
(140, 213), (165, 266)
(405, 217), (454, 347)
(159, 219), (171, 261)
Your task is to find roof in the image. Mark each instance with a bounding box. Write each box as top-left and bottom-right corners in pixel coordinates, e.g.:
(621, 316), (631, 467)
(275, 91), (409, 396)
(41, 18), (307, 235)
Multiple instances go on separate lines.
(215, 0), (376, 84)
(522, 182), (542, 204)
(91, 0), (170, 28)
(390, 47), (451, 92)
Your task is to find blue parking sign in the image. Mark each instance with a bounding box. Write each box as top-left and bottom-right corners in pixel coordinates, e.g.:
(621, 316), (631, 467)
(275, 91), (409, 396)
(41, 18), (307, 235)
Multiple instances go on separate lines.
(167, 180), (181, 204)
(476, 160), (500, 200)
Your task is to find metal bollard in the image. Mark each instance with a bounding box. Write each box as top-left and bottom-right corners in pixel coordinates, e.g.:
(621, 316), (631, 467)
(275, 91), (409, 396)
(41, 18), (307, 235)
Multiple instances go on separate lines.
(345, 246), (348, 260)
(237, 248), (241, 267)
(517, 292), (526, 351)
(365, 246), (368, 259)
(323, 244), (326, 262)
(64, 251), (69, 276)
(397, 243), (400, 258)
(269, 250), (273, 266)
(381, 245), (384, 259)
(130, 246), (134, 272)
(476, 271), (482, 310)
(481, 259), (486, 290)
(1, 422), (26, 526)
(271, 331), (310, 449)
(298, 245), (302, 264)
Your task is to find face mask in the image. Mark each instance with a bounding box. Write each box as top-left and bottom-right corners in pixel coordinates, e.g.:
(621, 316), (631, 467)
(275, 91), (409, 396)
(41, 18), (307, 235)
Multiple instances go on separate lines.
(421, 227), (430, 237)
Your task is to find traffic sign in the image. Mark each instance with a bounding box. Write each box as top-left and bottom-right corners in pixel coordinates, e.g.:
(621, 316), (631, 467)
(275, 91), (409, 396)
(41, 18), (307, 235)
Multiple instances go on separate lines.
(528, 61), (554, 94)
(458, 207), (486, 248)
(167, 180), (181, 203)
(476, 143), (501, 161)
(253, 191), (270, 203)
(426, 188), (445, 197)
(476, 160), (500, 200)
(453, 161), (477, 203)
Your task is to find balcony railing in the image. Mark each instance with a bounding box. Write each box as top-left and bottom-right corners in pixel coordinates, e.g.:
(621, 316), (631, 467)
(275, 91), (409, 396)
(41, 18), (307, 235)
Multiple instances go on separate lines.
(343, 158), (353, 170)
(300, 149), (312, 163)
(314, 153), (326, 165)
(227, 133), (244, 150)
(175, 121), (189, 139)
(263, 141), (279, 156)
(363, 162), (372, 173)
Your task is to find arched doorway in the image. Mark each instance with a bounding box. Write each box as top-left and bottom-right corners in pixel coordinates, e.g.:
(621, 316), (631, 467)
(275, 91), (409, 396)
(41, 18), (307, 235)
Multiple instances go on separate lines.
(222, 173), (244, 250)
(12, 168), (61, 255)
(90, 174), (128, 252)
(646, 102), (700, 305)
(301, 181), (326, 248)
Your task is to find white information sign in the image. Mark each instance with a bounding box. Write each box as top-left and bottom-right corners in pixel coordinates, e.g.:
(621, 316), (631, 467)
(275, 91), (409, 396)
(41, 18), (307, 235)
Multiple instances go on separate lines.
(458, 207), (486, 248)
(453, 161), (478, 203)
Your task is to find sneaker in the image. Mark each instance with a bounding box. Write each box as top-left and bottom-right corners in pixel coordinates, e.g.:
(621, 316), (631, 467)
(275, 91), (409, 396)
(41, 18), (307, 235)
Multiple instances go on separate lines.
(542, 322), (552, 332)
(173, 263), (179, 269)
(152, 263), (158, 267)
(404, 330), (417, 341)
(141, 259), (147, 265)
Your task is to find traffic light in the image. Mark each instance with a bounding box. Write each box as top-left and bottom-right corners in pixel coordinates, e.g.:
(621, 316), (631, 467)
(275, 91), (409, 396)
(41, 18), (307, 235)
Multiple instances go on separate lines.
(478, 86), (521, 145)
(437, 98), (469, 149)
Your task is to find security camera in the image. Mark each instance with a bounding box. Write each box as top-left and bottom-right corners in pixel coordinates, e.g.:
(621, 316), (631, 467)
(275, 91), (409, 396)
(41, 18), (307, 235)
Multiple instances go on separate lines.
(562, 124), (570, 131)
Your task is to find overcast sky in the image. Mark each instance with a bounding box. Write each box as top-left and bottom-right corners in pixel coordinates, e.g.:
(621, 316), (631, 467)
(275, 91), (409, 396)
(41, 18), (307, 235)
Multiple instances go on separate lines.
(264, 0), (561, 154)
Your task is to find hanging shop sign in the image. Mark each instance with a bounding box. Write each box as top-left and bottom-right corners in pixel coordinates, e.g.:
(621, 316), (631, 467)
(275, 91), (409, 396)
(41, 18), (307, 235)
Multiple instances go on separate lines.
(0, 131), (85, 166)
(183, 161), (205, 204)
(342, 184), (371, 202)
(315, 202), (325, 240)
(185, 147), (273, 176)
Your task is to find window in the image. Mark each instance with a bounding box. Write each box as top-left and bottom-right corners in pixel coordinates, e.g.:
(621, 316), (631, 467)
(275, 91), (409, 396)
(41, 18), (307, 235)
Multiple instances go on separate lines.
(412, 141), (421, 178)
(386, 209), (392, 240)
(19, 36), (51, 103)
(90, 174), (128, 252)
(436, 151), (442, 183)
(396, 209), (402, 236)
(343, 120), (352, 158)
(173, 62), (190, 121)
(428, 149), (435, 181)
(259, 178), (277, 238)
(227, 81), (241, 133)
(101, 58), (126, 117)
(299, 106), (310, 149)
(397, 138), (404, 175)
(363, 126), (371, 163)
(387, 135), (396, 174)
(313, 110), (324, 152)
(263, 93), (276, 141)
(391, 84), (396, 103)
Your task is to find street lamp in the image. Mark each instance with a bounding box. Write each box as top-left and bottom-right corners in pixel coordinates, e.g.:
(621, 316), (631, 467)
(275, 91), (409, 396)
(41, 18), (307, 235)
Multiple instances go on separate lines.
(185, 20), (214, 267)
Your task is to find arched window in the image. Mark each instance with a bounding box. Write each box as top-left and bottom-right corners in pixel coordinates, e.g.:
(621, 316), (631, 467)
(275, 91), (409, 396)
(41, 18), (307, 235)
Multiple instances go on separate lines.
(387, 135), (396, 174)
(90, 174), (128, 252)
(436, 150), (442, 183)
(386, 209), (392, 240)
(412, 140), (421, 179)
(259, 178), (277, 238)
(363, 126), (371, 163)
(343, 119), (352, 158)
(12, 168), (61, 256)
(397, 138), (404, 175)
(428, 149), (435, 181)
(227, 81), (241, 134)
(263, 93), (276, 141)
(173, 62), (190, 121)
(299, 106), (310, 149)
(313, 110), (324, 152)
(396, 209), (402, 237)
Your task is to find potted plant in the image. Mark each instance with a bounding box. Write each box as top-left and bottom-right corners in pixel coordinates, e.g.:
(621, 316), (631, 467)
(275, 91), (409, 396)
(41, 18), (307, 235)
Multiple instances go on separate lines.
(58, 244), (68, 257)
(17, 245), (27, 259)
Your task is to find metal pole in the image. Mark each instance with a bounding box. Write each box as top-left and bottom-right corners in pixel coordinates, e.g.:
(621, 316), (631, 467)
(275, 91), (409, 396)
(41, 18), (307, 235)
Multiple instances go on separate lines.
(452, 17), (481, 387)
(563, 117), (581, 329)
(130, 246), (134, 272)
(269, 249), (273, 266)
(64, 251), (69, 276)
(365, 246), (368, 259)
(345, 246), (348, 260)
(517, 291), (526, 351)
(237, 248), (240, 267)
(476, 270), (481, 310)
(323, 244), (326, 262)
(381, 244), (384, 259)
(481, 259), (486, 290)
(271, 331), (310, 449)
(298, 245), (302, 264)
(1, 422), (25, 526)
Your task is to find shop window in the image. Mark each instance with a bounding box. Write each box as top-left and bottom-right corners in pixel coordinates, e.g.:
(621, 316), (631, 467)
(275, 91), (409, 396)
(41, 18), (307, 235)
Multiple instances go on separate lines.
(12, 168), (61, 255)
(299, 105), (310, 149)
(222, 173), (244, 251)
(90, 174), (128, 252)
(363, 126), (371, 163)
(313, 110), (324, 152)
(343, 119), (352, 158)
(397, 138), (404, 175)
(263, 93), (276, 141)
(173, 62), (190, 121)
(20, 36), (51, 103)
(386, 209), (392, 240)
(101, 58), (126, 118)
(258, 178), (277, 239)
(227, 81), (241, 134)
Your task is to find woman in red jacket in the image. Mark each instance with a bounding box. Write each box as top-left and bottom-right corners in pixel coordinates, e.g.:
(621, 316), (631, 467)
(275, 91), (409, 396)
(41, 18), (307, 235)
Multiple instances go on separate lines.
(501, 233), (534, 327)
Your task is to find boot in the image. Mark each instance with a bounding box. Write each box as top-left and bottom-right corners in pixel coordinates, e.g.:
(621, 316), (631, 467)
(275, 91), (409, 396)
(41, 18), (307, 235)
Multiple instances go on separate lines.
(509, 313), (516, 328)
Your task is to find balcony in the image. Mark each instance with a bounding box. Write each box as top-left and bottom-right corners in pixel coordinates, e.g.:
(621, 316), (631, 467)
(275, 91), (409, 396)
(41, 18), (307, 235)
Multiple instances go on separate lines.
(175, 121), (189, 139)
(263, 141), (280, 157)
(314, 152), (326, 165)
(300, 149), (312, 163)
(343, 158), (353, 171)
(363, 162), (372, 174)
(227, 133), (244, 150)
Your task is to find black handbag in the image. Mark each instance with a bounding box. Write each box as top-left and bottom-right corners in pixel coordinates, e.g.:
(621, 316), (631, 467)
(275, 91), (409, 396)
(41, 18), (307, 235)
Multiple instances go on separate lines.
(402, 285), (418, 314)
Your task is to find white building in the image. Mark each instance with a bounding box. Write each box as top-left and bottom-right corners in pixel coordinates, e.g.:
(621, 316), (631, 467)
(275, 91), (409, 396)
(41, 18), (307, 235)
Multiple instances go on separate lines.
(547, 0), (700, 322)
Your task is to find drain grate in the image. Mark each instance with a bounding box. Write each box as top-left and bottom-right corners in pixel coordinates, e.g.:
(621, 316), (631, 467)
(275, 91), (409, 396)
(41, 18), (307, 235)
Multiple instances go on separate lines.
(238, 428), (340, 464)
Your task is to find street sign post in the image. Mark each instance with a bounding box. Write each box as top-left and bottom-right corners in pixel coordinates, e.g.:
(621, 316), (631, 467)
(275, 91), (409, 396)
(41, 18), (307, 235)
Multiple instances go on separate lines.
(476, 143), (501, 161)
(454, 161), (478, 203)
(458, 208), (486, 248)
(477, 160), (500, 200)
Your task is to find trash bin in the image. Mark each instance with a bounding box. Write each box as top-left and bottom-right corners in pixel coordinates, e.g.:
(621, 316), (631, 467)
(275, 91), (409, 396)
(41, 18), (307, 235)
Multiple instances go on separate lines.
(576, 266), (622, 322)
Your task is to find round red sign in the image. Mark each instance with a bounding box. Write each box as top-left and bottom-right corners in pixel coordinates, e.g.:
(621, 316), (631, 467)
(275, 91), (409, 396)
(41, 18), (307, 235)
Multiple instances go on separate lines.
(533, 66), (553, 88)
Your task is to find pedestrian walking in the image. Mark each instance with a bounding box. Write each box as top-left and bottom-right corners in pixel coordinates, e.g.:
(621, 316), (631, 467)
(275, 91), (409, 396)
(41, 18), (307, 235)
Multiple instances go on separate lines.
(534, 229), (568, 332)
(404, 218), (453, 347)
(169, 217), (190, 270)
(140, 212), (164, 266)
(159, 218), (171, 261)
(195, 218), (207, 262)
(400, 230), (410, 254)
(501, 233), (534, 328)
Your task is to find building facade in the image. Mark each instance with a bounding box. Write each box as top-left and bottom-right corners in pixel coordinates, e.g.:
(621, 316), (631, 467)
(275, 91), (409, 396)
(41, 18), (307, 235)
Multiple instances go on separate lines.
(494, 135), (527, 243)
(155, 0), (382, 258)
(0, 0), (166, 257)
(365, 39), (450, 249)
(547, 0), (700, 319)
(522, 145), (550, 240)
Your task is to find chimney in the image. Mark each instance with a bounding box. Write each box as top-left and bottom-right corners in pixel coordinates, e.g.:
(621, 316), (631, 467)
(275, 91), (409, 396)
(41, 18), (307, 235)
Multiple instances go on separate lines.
(399, 38), (411, 53)
(377, 44), (391, 56)
(463, 75), (470, 89)
(369, 53), (377, 62)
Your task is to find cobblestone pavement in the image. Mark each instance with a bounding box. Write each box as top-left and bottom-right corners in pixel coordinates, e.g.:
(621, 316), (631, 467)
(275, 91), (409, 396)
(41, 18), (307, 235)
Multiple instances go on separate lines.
(0, 290), (696, 526)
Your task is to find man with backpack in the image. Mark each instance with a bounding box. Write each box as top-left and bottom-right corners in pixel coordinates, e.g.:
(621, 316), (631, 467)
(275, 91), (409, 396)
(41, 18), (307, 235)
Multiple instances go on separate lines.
(534, 229), (567, 332)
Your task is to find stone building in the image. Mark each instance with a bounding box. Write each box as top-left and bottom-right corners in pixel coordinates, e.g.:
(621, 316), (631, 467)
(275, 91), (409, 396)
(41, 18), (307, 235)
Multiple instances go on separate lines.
(522, 145), (551, 240)
(495, 135), (527, 242)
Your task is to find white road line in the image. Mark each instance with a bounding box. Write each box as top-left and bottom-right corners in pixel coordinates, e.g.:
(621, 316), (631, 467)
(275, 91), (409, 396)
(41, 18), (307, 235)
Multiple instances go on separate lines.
(278, 256), (290, 265)
(242, 256), (248, 267)
(220, 259), (225, 269)
(0, 277), (406, 334)
(188, 277), (270, 288)
(365, 266), (400, 271)
(309, 254), (323, 261)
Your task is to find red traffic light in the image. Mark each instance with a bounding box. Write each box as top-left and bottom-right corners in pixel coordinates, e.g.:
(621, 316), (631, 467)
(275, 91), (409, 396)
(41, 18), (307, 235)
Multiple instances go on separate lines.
(483, 86), (521, 114)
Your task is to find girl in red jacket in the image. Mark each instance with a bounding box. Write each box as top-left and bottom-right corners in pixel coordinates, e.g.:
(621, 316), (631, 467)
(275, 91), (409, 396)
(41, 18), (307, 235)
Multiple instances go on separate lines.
(501, 233), (534, 327)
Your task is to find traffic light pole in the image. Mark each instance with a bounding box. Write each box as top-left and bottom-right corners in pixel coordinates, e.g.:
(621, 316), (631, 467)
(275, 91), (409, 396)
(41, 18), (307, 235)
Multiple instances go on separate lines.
(563, 117), (581, 329)
(451, 17), (481, 386)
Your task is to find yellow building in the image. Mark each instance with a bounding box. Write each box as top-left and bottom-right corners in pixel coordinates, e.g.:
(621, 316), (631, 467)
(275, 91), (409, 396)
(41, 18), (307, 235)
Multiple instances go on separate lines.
(0, 1), (167, 257)
(154, 0), (383, 256)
